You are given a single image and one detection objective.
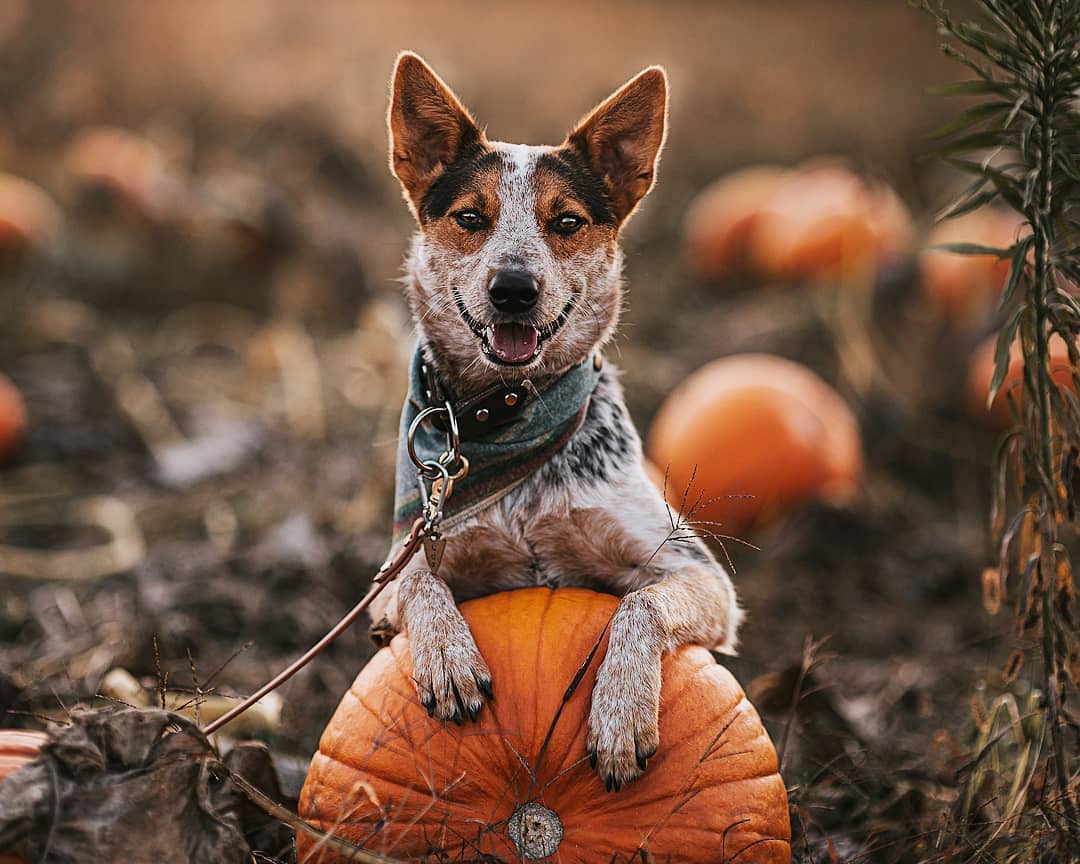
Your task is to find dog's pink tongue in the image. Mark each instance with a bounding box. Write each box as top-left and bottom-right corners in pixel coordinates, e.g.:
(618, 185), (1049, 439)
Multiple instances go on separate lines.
(491, 323), (538, 363)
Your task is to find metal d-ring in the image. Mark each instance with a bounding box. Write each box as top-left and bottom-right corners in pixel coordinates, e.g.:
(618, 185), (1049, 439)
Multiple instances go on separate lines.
(441, 453), (470, 481)
(407, 401), (460, 479)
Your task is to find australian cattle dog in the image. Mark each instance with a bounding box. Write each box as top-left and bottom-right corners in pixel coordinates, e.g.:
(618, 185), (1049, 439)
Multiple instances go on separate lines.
(369, 52), (743, 791)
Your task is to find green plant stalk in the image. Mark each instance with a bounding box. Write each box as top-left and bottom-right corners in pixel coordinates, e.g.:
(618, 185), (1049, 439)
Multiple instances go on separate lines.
(927, 0), (1080, 852)
(1029, 31), (1078, 840)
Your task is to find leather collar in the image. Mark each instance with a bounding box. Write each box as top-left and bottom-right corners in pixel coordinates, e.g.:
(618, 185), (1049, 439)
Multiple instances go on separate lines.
(416, 348), (602, 441)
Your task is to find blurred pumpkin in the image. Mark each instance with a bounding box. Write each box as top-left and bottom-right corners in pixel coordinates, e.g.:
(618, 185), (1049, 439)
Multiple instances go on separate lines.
(298, 587), (790, 864)
(920, 208), (1026, 321)
(0, 730), (46, 864)
(0, 374), (26, 462)
(863, 180), (917, 268)
(646, 354), (862, 533)
(966, 331), (1077, 427)
(682, 165), (788, 278)
(749, 161), (914, 281)
(0, 730), (45, 780)
(0, 174), (60, 252)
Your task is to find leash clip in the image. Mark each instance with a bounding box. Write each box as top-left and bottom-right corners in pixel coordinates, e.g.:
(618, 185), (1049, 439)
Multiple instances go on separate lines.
(407, 401), (469, 538)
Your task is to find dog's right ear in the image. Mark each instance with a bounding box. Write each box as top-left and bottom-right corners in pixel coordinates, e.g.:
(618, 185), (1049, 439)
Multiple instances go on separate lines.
(388, 52), (485, 217)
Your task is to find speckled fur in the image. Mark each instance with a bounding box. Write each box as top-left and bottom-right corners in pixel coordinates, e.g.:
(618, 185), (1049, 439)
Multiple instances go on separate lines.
(374, 52), (743, 790)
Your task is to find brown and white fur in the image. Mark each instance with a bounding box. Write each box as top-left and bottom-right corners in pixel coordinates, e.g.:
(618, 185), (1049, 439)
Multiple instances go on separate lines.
(370, 53), (743, 791)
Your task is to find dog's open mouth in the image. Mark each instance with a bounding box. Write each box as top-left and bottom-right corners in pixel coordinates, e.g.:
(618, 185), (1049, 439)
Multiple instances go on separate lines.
(487, 323), (539, 364)
(454, 292), (577, 367)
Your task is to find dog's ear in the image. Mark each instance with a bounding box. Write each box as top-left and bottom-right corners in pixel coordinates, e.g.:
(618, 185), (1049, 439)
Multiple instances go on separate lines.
(565, 67), (668, 225)
(388, 52), (485, 216)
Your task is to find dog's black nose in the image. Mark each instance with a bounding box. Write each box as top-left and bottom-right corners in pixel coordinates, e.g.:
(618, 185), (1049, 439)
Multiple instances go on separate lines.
(488, 270), (539, 314)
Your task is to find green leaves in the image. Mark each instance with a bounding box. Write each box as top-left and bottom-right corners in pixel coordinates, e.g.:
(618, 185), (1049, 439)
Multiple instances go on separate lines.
(927, 79), (1018, 98)
(930, 0), (1080, 849)
(988, 304), (1024, 407)
(937, 129), (1013, 155)
(1000, 235), (1034, 308)
(1055, 149), (1080, 183)
(931, 101), (1017, 137)
(928, 241), (1013, 256)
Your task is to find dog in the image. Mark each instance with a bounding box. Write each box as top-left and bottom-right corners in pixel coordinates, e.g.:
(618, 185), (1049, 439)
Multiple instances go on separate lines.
(369, 52), (743, 792)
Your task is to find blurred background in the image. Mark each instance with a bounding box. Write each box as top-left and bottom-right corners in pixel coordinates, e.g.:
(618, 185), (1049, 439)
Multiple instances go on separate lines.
(0, 2), (1032, 860)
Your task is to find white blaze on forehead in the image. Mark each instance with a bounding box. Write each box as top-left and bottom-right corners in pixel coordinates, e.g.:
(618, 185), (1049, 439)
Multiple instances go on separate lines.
(498, 141), (536, 175)
(488, 141), (552, 268)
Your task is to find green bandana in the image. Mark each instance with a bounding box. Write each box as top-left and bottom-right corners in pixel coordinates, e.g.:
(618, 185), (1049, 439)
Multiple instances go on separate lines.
(393, 345), (602, 542)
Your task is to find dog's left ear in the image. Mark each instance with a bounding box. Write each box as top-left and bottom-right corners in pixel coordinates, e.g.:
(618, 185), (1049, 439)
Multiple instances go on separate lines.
(565, 67), (668, 225)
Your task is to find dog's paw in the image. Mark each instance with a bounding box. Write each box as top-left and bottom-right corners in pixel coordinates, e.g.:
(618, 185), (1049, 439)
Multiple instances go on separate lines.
(586, 650), (661, 791)
(410, 624), (493, 724)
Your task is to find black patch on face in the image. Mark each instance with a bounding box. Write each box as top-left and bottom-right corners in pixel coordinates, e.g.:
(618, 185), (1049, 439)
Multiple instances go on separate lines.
(536, 150), (615, 226)
(420, 148), (501, 220)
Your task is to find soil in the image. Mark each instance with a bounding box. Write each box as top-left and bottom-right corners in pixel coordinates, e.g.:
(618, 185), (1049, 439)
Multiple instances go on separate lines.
(0, 3), (1024, 862)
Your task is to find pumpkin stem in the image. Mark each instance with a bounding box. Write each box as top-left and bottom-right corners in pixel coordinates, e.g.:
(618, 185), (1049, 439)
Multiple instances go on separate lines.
(508, 802), (563, 860)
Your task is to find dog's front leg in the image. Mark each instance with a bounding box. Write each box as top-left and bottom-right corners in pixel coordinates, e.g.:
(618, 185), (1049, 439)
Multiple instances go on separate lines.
(372, 558), (493, 723)
(588, 550), (742, 790)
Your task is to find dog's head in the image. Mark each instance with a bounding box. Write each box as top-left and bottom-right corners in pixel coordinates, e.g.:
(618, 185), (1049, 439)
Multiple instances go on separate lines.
(388, 52), (667, 392)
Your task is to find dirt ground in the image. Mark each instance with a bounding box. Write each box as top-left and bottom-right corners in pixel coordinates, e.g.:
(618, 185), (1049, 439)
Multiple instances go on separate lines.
(0, 2), (1024, 861)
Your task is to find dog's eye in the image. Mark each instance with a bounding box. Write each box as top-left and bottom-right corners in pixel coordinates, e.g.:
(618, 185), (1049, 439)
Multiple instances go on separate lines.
(453, 209), (488, 231)
(550, 213), (586, 235)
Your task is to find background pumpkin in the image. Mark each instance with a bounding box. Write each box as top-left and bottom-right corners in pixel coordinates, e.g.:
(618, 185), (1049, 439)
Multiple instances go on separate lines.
(681, 164), (788, 279)
(0, 730), (45, 777)
(682, 161), (913, 284)
(0, 374), (26, 463)
(966, 332), (1077, 428)
(0, 730), (47, 864)
(919, 208), (1025, 321)
(298, 587), (790, 863)
(748, 162), (913, 281)
(646, 353), (862, 534)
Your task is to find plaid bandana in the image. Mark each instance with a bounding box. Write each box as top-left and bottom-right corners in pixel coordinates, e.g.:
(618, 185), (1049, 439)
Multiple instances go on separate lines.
(393, 344), (601, 542)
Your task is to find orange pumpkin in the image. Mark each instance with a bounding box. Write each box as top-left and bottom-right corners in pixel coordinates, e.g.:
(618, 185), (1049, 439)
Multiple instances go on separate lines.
(684, 162), (913, 284)
(749, 162), (914, 281)
(966, 332), (1077, 427)
(646, 354), (862, 534)
(0, 374), (26, 462)
(920, 209), (1026, 321)
(0, 730), (47, 864)
(0, 730), (45, 780)
(863, 180), (917, 269)
(682, 165), (789, 278)
(299, 588), (790, 863)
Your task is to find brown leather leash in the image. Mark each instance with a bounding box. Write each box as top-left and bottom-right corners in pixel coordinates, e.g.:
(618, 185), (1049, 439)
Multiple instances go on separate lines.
(202, 402), (465, 737)
(201, 516), (427, 736)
